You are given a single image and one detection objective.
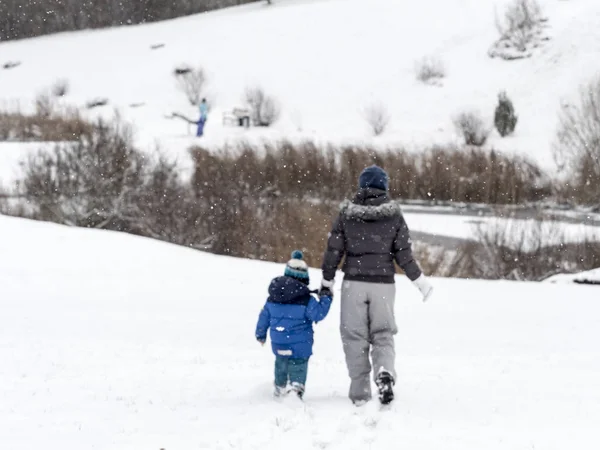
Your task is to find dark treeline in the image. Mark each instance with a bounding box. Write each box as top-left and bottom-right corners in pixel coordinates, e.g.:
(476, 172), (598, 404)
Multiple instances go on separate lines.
(0, 0), (258, 42)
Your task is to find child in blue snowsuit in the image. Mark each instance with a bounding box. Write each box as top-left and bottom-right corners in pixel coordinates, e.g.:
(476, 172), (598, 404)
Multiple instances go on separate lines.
(255, 250), (333, 398)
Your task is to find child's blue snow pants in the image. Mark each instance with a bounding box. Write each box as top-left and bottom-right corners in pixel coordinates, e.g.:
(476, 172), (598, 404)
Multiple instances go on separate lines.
(274, 356), (309, 388)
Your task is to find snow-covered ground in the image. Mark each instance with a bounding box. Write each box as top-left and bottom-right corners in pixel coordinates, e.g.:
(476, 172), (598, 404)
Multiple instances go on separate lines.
(0, 142), (48, 189)
(403, 212), (600, 249)
(545, 267), (600, 284)
(1, 213), (599, 450)
(2, 0), (600, 168)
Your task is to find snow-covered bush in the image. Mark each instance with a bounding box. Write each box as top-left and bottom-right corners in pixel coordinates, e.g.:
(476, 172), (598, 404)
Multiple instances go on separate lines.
(17, 115), (204, 246)
(19, 117), (144, 228)
(415, 56), (446, 85)
(494, 91), (518, 137)
(500, 0), (542, 38)
(453, 110), (489, 146)
(489, 0), (548, 60)
(364, 102), (391, 136)
(244, 86), (281, 127)
(52, 78), (70, 97)
(555, 75), (600, 204)
(174, 65), (207, 106)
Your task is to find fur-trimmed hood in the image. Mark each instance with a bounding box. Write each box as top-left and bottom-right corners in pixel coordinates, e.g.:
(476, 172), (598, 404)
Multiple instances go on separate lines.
(340, 199), (402, 221)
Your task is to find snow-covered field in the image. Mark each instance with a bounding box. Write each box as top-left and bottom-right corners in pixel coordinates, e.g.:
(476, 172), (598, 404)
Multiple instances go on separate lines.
(545, 267), (600, 284)
(0, 142), (47, 188)
(404, 212), (600, 249)
(1, 213), (599, 450)
(2, 0), (600, 168)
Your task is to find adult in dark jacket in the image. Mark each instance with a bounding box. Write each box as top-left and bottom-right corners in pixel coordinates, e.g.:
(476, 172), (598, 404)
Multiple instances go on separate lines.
(320, 165), (433, 405)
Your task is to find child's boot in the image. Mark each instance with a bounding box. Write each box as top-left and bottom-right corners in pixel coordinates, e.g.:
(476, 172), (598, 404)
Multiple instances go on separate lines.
(290, 382), (305, 399)
(274, 384), (287, 398)
(375, 370), (395, 405)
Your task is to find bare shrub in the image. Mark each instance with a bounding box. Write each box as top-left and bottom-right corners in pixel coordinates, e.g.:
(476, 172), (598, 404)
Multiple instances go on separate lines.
(453, 110), (490, 146)
(35, 92), (56, 118)
(19, 117), (145, 228)
(244, 86), (281, 127)
(15, 116), (207, 246)
(187, 142), (553, 268)
(0, 102), (92, 142)
(415, 56), (446, 84)
(132, 154), (207, 247)
(499, 0), (543, 38)
(413, 242), (458, 277)
(175, 65), (206, 106)
(490, 0), (545, 59)
(364, 102), (391, 136)
(189, 140), (550, 206)
(555, 75), (600, 205)
(52, 78), (70, 97)
(450, 217), (600, 281)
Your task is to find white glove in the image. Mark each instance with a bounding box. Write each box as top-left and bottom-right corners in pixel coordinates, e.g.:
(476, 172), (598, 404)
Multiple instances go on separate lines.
(413, 275), (433, 302)
(321, 279), (334, 289)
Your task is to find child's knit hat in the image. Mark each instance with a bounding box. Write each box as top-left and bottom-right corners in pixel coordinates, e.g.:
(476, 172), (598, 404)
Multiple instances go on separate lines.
(284, 250), (309, 284)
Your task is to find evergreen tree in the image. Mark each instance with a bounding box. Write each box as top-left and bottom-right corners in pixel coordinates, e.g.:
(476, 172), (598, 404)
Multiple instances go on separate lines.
(494, 91), (518, 137)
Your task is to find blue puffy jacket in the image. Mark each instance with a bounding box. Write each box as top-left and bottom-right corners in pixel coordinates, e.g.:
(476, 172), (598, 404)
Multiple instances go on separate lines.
(255, 276), (332, 359)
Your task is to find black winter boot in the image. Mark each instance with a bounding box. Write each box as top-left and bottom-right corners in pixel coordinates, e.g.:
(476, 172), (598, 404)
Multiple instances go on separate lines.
(375, 371), (395, 405)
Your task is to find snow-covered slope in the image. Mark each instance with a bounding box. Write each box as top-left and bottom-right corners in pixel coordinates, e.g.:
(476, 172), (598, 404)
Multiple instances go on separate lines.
(1, 213), (599, 449)
(1, 0), (600, 168)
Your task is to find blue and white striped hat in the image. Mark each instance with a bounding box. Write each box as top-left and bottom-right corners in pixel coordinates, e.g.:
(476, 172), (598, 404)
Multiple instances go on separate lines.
(284, 250), (309, 282)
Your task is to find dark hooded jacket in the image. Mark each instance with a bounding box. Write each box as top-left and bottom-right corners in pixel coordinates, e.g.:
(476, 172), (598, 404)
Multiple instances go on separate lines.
(321, 188), (422, 284)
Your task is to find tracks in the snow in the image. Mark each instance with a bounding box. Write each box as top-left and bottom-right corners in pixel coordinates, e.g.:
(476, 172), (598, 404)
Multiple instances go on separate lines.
(212, 396), (396, 450)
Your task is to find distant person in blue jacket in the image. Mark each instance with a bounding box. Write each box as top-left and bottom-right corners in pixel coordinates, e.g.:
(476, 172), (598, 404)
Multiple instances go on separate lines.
(197, 98), (208, 137)
(255, 250), (333, 399)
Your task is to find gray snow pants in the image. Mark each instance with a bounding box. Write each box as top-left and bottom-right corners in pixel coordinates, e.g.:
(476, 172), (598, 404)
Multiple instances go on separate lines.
(340, 280), (397, 402)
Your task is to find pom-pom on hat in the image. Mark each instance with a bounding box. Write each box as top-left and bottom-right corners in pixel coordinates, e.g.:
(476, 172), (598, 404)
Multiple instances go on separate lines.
(284, 250), (309, 284)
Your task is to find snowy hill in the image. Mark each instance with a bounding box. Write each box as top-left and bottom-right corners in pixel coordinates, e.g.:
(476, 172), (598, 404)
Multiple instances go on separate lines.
(1, 0), (600, 168)
(1, 213), (600, 449)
